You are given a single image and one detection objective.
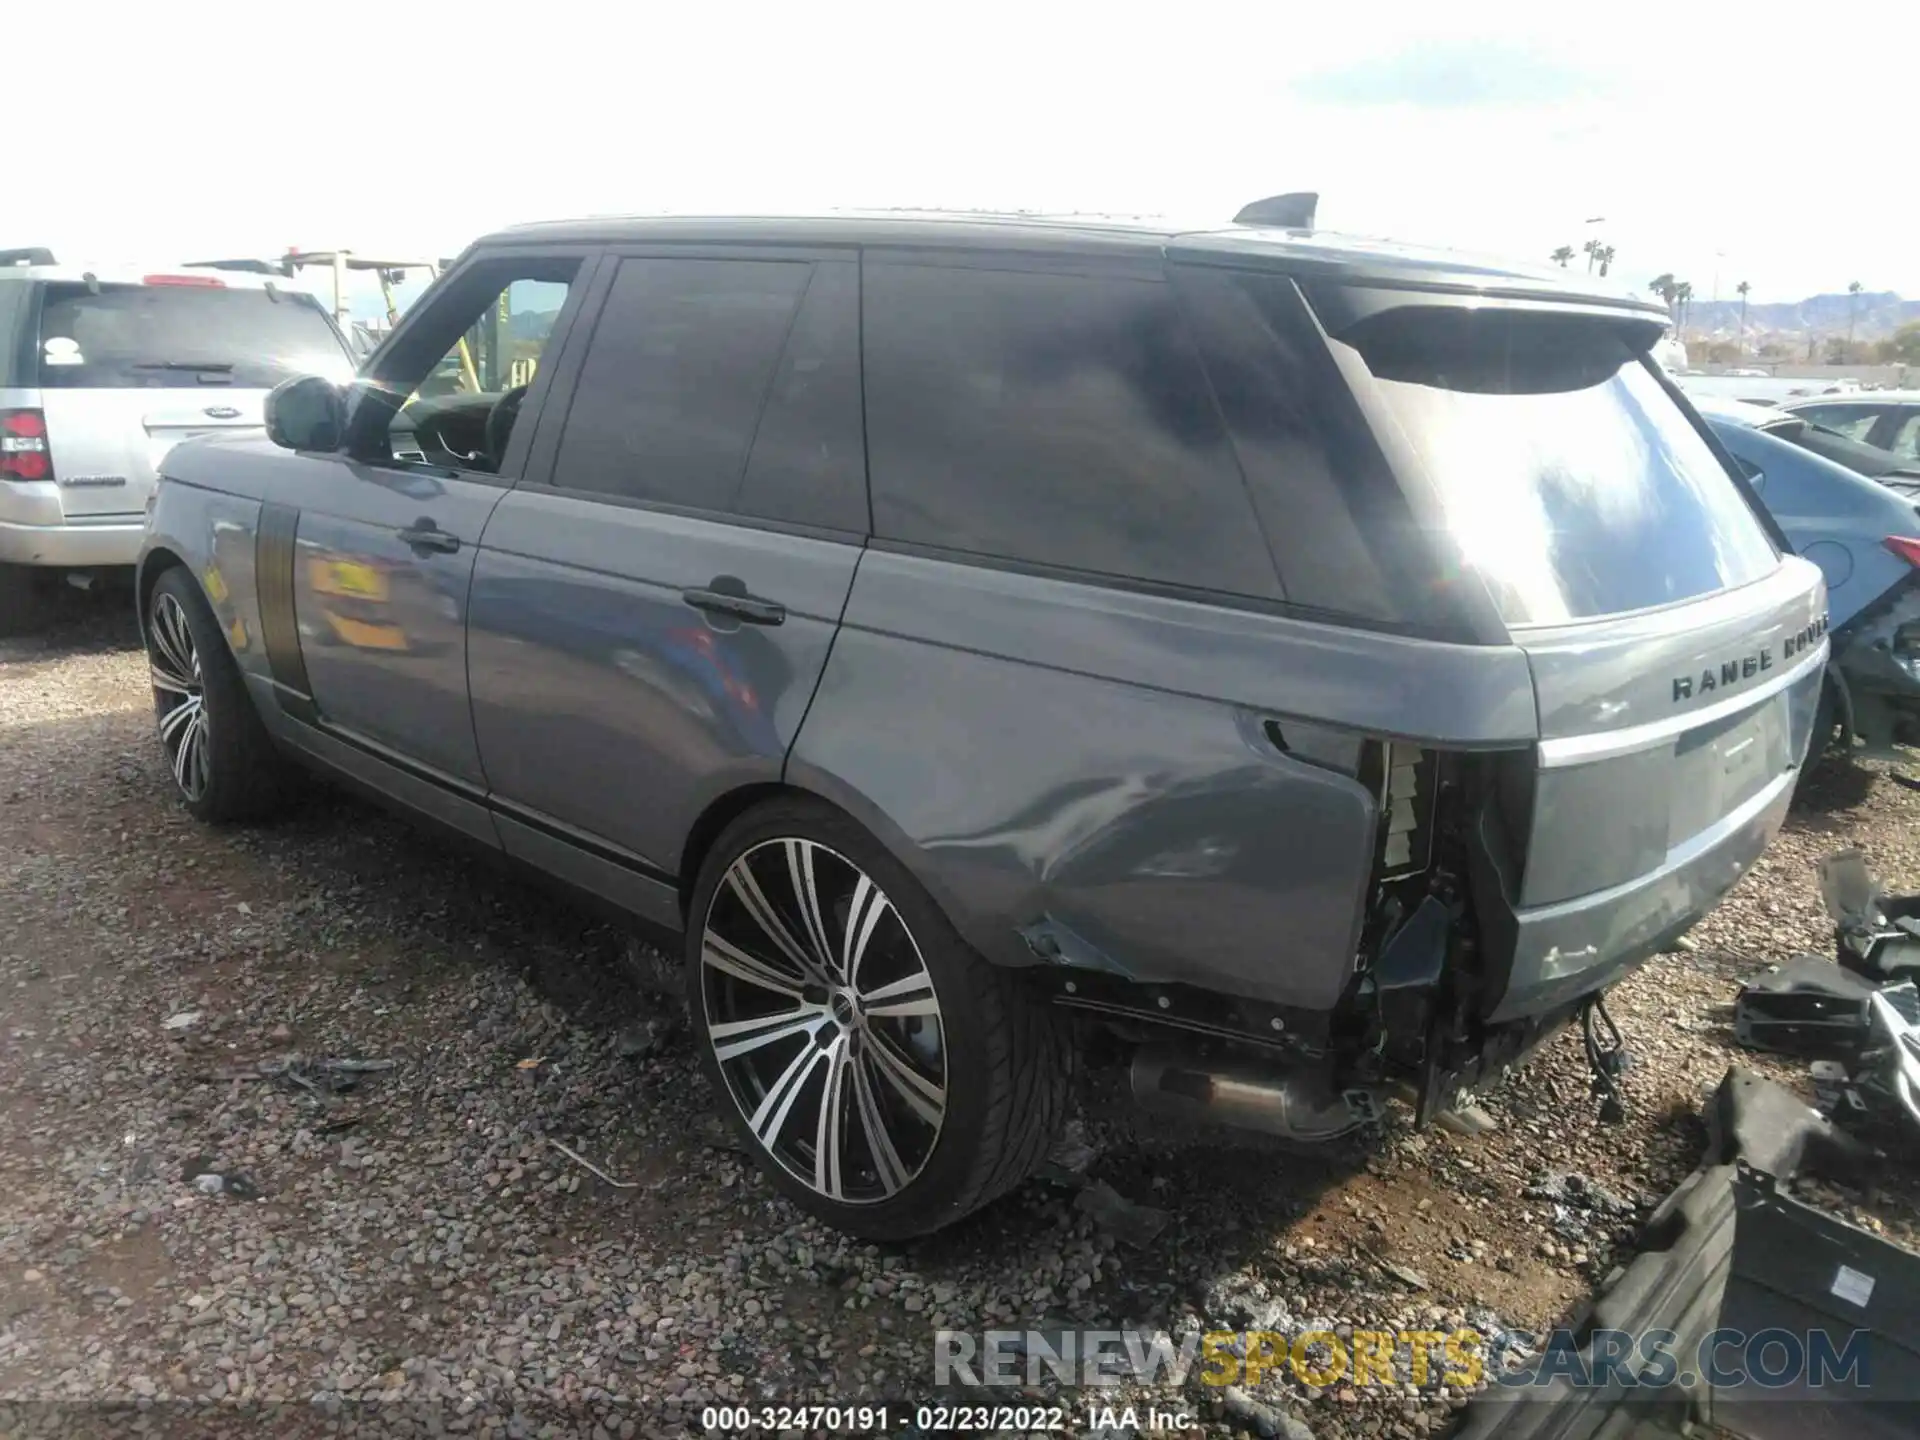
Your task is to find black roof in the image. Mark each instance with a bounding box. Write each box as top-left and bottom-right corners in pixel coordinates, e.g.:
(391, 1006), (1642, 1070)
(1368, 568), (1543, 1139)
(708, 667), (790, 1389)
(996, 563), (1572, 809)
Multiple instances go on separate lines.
(484, 211), (1665, 316)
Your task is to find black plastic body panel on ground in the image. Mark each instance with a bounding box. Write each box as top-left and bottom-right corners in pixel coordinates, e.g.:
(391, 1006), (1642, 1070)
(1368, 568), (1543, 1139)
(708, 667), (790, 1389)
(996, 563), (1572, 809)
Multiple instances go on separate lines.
(1453, 1068), (1917, 1439)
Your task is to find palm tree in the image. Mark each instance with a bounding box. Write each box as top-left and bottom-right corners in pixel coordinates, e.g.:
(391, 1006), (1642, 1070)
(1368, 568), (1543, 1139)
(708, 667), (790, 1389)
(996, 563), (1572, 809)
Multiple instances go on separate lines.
(1648, 273), (1679, 320)
(1583, 237), (1603, 273)
(1597, 245), (1616, 277)
(1675, 281), (1694, 334)
(1550, 245), (1575, 267)
(1847, 280), (1864, 347)
(1736, 281), (1750, 355)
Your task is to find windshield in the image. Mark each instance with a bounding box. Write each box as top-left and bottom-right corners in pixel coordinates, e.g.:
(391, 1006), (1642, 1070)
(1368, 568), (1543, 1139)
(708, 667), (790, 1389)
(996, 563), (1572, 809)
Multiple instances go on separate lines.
(1760, 415), (1916, 479)
(1353, 308), (1780, 625)
(35, 282), (355, 390)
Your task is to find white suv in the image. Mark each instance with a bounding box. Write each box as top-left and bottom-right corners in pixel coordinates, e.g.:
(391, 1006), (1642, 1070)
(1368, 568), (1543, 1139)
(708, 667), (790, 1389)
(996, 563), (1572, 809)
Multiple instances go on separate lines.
(1, 249), (354, 629)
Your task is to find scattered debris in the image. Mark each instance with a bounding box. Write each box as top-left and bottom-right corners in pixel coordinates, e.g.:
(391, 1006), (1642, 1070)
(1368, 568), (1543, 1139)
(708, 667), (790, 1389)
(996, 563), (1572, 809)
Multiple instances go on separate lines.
(1434, 1102), (1499, 1136)
(1221, 1384), (1315, 1439)
(181, 1159), (260, 1200)
(161, 1010), (202, 1031)
(547, 1138), (640, 1190)
(1073, 1181), (1169, 1248)
(615, 1015), (681, 1060)
(1821, 847), (1920, 983)
(1036, 1118), (1100, 1187)
(1366, 1251), (1429, 1291)
(1201, 1275), (1293, 1332)
(515, 1057), (545, 1071)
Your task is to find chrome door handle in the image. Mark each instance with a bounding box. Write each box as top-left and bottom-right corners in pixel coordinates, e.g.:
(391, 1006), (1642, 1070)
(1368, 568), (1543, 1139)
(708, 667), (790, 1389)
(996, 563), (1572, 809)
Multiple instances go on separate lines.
(399, 523), (460, 555)
(682, 581), (785, 626)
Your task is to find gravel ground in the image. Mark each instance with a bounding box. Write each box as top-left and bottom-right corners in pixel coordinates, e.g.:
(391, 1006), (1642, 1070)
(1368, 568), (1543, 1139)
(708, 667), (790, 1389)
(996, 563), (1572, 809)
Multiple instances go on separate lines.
(3, 590), (1919, 1440)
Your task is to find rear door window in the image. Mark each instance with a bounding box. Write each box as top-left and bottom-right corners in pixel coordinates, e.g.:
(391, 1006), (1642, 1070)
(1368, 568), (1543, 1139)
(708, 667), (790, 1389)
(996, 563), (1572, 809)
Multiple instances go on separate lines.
(1792, 404), (1880, 441)
(1339, 305), (1780, 625)
(549, 257), (866, 533)
(862, 260), (1281, 599)
(35, 281), (353, 389)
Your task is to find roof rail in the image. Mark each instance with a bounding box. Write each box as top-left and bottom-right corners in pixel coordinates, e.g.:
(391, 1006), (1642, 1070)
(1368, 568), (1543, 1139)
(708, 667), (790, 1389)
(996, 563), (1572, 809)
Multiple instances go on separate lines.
(1231, 193), (1317, 230)
(0, 247), (57, 267)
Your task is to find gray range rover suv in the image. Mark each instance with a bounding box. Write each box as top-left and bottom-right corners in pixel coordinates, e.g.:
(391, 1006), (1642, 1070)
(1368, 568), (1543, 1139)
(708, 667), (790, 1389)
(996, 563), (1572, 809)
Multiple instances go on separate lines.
(137, 207), (1829, 1238)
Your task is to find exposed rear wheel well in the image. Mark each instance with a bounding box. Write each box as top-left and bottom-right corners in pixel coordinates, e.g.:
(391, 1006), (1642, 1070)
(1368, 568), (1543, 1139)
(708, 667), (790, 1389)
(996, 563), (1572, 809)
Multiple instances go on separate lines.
(137, 549), (187, 632)
(677, 782), (799, 917)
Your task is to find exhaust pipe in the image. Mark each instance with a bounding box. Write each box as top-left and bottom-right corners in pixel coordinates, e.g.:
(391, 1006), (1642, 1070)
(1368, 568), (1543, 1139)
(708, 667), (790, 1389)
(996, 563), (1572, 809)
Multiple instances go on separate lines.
(1130, 1045), (1382, 1143)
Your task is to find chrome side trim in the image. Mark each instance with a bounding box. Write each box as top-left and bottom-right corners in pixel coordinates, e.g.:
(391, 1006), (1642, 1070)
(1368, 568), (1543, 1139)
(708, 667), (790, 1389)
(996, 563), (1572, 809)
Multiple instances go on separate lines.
(1537, 642), (1828, 769)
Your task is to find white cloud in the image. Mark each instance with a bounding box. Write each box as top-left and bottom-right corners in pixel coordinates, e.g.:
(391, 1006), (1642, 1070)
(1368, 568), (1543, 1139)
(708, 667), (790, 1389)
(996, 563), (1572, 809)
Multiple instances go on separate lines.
(18, 0), (1920, 303)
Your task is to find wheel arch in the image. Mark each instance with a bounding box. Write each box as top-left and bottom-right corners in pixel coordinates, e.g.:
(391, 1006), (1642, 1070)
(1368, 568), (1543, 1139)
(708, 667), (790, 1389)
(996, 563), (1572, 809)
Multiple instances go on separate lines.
(677, 775), (999, 965)
(135, 546), (188, 635)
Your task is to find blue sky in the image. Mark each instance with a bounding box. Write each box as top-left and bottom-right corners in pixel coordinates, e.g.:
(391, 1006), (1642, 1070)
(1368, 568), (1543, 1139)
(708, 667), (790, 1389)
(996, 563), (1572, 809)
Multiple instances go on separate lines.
(22, 0), (1920, 308)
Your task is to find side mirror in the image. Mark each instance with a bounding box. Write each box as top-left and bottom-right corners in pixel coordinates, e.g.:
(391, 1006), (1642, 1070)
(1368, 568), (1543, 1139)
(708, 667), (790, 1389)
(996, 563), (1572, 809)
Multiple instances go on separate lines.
(265, 375), (346, 452)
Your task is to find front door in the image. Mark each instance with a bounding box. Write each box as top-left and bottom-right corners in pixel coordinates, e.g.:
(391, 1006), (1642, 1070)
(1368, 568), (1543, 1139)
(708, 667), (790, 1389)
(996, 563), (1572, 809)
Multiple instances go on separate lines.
(291, 252), (592, 788)
(466, 252), (869, 916)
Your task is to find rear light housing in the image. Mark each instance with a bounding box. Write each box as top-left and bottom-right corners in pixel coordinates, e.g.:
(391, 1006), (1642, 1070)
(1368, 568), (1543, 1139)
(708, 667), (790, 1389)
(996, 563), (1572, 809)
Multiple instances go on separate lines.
(0, 409), (52, 483)
(1885, 535), (1920, 568)
(143, 273), (225, 287)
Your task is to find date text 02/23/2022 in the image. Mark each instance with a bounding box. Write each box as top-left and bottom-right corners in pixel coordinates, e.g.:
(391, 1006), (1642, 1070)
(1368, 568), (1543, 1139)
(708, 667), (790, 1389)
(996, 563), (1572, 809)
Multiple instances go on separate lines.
(700, 1403), (1197, 1432)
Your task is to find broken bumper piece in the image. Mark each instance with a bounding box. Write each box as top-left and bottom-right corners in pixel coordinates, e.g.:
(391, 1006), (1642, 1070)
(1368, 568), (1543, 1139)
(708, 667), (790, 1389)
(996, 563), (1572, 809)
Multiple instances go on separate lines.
(1456, 1069), (1920, 1439)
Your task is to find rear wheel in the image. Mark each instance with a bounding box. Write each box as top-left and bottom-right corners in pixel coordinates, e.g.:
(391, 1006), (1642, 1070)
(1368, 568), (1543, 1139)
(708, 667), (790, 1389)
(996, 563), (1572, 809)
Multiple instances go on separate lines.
(147, 567), (291, 822)
(685, 797), (1071, 1239)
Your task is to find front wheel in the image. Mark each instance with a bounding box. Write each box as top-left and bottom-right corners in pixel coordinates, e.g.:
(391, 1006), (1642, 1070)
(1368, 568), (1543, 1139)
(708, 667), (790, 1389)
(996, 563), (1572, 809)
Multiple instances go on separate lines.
(685, 798), (1071, 1239)
(147, 567), (291, 822)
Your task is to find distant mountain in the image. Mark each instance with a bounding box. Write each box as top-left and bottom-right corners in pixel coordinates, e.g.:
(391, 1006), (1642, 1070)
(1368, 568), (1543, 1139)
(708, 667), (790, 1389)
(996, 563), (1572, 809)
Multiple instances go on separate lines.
(1676, 291), (1920, 340)
(509, 308), (558, 342)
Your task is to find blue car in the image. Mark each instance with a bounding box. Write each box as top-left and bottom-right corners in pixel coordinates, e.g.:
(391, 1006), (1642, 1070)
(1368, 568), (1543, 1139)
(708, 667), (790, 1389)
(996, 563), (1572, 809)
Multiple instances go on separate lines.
(1698, 395), (1920, 758)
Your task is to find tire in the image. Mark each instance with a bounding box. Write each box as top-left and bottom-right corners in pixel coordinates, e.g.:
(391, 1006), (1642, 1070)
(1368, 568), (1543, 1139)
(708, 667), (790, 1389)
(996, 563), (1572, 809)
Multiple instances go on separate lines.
(146, 567), (291, 823)
(0, 563), (55, 639)
(1810, 680), (1840, 759)
(685, 796), (1071, 1239)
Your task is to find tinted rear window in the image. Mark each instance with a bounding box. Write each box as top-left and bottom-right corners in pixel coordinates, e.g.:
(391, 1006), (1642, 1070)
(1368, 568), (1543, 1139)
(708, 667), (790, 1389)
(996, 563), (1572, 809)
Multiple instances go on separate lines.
(35, 282), (352, 390)
(1349, 308), (1779, 624)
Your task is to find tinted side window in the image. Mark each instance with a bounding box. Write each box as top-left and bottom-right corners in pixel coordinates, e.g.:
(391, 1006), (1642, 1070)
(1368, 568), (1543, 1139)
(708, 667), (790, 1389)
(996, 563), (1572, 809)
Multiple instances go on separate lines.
(1793, 405), (1880, 441)
(551, 258), (866, 532)
(863, 262), (1280, 598)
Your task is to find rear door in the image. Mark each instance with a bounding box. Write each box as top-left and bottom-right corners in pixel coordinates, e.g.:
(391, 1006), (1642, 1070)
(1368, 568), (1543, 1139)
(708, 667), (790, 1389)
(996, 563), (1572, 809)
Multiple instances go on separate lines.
(33, 278), (352, 518)
(467, 248), (868, 918)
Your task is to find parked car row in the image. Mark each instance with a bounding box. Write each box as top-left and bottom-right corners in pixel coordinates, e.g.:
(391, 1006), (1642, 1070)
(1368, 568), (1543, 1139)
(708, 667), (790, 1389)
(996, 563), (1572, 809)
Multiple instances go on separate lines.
(131, 207), (1831, 1237)
(1, 253), (355, 631)
(1694, 395), (1920, 756)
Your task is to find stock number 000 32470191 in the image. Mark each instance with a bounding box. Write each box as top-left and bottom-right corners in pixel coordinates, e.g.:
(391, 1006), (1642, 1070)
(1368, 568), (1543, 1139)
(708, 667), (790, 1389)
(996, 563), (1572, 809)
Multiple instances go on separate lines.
(701, 1405), (1071, 1432)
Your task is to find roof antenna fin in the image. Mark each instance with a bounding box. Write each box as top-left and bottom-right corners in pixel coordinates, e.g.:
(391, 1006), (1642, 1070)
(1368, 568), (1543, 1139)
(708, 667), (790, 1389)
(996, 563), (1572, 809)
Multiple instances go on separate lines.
(1232, 192), (1318, 230)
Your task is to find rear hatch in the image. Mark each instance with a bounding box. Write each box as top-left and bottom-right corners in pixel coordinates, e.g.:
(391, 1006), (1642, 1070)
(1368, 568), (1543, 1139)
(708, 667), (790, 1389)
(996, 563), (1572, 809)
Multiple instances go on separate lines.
(32, 276), (351, 518)
(1341, 301), (1828, 1018)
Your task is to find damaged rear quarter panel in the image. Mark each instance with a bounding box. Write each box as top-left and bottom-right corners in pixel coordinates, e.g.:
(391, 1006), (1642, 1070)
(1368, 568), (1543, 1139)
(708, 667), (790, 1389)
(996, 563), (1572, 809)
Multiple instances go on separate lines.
(787, 551), (1537, 1013)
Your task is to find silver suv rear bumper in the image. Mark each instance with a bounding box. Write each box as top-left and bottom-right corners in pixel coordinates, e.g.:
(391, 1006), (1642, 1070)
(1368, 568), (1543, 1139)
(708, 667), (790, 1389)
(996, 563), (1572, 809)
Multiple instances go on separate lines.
(0, 482), (142, 567)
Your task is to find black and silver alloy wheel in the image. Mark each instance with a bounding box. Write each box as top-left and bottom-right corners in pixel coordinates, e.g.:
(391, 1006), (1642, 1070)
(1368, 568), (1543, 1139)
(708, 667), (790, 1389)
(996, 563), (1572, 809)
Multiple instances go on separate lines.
(148, 590), (210, 802)
(699, 838), (947, 1205)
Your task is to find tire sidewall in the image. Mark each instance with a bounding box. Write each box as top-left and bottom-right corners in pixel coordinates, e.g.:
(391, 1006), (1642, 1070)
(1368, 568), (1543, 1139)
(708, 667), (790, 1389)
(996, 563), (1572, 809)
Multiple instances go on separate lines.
(684, 799), (1004, 1239)
(149, 569), (239, 823)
